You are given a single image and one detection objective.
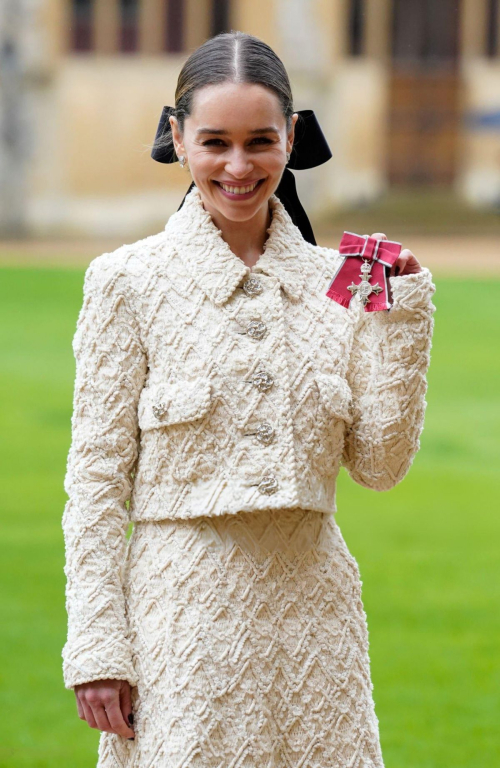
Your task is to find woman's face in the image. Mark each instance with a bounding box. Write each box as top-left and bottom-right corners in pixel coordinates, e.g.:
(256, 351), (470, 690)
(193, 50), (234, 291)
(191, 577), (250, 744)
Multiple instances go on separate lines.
(169, 81), (298, 223)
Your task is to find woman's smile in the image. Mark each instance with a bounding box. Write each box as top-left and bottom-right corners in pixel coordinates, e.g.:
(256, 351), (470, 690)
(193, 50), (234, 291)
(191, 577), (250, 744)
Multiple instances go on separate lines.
(212, 178), (266, 200)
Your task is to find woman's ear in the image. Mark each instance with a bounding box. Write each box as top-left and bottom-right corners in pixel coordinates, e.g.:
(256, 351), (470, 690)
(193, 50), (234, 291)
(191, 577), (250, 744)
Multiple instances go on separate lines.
(287, 112), (299, 154)
(169, 115), (185, 158)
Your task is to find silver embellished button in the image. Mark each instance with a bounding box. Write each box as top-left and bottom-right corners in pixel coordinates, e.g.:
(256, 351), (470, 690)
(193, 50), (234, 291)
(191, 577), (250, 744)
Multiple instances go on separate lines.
(256, 422), (275, 443)
(257, 474), (279, 495)
(236, 319), (267, 340)
(246, 320), (267, 340)
(244, 369), (274, 391)
(242, 276), (263, 297)
(244, 422), (275, 444)
(152, 401), (168, 420)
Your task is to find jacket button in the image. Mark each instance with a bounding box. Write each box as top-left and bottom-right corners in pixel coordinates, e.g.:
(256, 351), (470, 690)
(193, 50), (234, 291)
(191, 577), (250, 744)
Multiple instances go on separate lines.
(246, 320), (267, 340)
(246, 369), (274, 391)
(257, 474), (279, 495)
(243, 421), (275, 444)
(256, 422), (275, 444)
(242, 276), (263, 296)
(152, 401), (168, 419)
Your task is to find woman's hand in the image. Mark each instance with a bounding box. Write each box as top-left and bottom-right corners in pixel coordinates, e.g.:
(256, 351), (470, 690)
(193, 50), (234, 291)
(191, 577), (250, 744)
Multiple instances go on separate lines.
(370, 233), (422, 276)
(74, 678), (136, 739)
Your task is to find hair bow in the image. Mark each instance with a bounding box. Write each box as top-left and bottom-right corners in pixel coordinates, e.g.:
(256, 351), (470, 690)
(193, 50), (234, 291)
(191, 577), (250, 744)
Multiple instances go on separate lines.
(326, 231), (402, 312)
(151, 106), (332, 246)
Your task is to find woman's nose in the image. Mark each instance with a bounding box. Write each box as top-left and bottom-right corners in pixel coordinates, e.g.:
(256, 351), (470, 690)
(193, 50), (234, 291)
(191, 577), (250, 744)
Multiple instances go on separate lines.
(224, 148), (253, 177)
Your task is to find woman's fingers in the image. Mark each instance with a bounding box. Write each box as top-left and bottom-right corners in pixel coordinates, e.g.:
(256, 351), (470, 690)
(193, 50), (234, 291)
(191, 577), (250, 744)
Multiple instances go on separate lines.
(80, 697), (98, 729)
(393, 249), (422, 276)
(90, 699), (114, 733)
(119, 681), (135, 737)
(75, 680), (135, 737)
(391, 253), (408, 277)
(74, 690), (85, 720)
(368, 234), (423, 276)
(104, 694), (135, 738)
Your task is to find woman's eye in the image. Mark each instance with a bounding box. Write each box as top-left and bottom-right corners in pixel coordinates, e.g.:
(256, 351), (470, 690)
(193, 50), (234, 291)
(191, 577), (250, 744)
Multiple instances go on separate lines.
(202, 138), (273, 146)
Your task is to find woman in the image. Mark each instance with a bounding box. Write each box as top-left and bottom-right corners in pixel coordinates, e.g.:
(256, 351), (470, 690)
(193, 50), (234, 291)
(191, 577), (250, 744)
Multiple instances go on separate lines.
(61, 31), (436, 768)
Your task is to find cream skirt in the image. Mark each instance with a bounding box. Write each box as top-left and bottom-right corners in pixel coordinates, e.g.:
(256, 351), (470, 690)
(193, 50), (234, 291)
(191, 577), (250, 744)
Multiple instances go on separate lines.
(97, 507), (385, 768)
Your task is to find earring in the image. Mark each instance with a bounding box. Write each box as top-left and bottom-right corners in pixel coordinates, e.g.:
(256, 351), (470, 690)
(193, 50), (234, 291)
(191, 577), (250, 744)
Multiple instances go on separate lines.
(286, 151), (291, 164)
(179, 155), (186, 168)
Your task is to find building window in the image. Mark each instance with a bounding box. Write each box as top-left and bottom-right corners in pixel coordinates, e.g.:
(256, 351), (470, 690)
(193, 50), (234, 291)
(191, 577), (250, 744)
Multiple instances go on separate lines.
(120, 0), (139, 52)
(166, 0), (185, 52)
(487, 0), (499, 57)
(71, 0), (94, 52)
(211, 0), (230, 36)
(391, 0), (459, 65)
(348, 0), (365, 56)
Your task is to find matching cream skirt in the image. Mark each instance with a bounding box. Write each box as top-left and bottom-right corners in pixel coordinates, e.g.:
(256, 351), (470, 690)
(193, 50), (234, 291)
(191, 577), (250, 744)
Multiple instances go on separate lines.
(97, 507), (385, 768)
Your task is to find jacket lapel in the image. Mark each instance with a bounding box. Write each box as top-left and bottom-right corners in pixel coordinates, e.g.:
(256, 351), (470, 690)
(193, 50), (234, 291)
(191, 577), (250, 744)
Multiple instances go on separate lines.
(166, 185), (306, 305)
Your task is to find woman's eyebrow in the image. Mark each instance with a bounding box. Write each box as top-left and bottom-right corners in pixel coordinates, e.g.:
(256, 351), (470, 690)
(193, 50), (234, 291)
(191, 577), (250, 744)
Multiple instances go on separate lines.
(196, 126), (280, 136)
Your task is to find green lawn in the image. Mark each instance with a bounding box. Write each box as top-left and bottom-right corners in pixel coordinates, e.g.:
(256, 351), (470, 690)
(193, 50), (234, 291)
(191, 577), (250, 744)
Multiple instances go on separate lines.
(0, 267), (498, 767)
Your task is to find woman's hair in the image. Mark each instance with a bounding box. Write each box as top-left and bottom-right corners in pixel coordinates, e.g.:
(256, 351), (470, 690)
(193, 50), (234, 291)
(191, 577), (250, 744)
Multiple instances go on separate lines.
(153, 30), (302, 160)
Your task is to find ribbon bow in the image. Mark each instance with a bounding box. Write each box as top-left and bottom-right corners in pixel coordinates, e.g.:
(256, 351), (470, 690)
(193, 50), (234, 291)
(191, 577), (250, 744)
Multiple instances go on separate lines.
(325, 231), (402, 312)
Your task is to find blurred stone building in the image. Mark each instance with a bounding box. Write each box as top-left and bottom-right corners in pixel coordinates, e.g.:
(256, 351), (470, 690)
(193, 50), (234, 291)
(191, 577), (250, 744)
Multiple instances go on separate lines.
(1, 0), (500, 237)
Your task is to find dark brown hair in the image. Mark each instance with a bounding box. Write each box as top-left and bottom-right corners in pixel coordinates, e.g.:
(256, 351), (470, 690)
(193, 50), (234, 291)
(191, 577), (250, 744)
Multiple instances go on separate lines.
(153, 30), (302, 160)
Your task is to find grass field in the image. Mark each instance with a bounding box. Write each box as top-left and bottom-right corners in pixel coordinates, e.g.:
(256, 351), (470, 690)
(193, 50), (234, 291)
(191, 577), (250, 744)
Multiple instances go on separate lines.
(0, 267), (498, 767)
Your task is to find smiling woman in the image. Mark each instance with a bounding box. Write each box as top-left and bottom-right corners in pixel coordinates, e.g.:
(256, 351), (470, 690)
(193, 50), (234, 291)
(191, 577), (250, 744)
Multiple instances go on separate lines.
(61, 29), (436, 768)
(166, 79), (298, 266)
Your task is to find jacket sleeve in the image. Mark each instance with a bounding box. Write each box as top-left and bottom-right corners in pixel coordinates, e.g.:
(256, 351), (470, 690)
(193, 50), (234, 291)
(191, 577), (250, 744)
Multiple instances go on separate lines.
(341, 266), (436, 491)
(61, 256), (147, 690)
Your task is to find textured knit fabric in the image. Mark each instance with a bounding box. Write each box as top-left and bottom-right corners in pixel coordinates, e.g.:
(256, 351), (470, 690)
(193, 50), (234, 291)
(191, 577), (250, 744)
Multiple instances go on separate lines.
(61, 184), (436, 761)
(97, 508), (385, 768)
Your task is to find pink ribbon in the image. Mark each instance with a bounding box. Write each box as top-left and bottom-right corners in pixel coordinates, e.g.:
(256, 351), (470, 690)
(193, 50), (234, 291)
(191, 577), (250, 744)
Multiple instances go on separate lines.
(325, 231), (402, 312)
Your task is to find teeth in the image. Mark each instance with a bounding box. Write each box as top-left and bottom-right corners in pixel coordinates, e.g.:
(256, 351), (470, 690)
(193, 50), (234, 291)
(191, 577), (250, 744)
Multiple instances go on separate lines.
(220, 181), (260, 195)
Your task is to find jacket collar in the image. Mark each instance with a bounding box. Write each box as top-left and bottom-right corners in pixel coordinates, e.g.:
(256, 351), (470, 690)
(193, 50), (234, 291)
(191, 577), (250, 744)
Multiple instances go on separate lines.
(165, 184), (307, 305)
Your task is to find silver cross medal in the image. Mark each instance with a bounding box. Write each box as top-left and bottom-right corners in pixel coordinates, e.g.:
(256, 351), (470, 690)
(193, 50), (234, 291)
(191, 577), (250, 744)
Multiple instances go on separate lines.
(347, 259), (383, 307)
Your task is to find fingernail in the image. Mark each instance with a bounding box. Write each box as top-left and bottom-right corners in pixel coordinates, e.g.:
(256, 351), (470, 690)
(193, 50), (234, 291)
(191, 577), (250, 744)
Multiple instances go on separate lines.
(128, 713), (134, 725)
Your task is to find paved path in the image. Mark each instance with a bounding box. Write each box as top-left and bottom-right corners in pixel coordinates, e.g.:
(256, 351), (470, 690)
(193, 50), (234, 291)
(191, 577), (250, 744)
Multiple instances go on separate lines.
(0, 235), (498, 276)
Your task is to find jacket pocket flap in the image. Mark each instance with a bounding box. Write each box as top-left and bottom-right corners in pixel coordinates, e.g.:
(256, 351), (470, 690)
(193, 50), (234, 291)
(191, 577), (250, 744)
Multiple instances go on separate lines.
(138, 377), (212, 430)
(315, 372), (353, 424)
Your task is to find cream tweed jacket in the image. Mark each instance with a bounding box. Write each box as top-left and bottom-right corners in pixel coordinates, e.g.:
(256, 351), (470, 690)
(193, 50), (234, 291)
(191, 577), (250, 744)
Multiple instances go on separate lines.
(61, 184), (436, 689)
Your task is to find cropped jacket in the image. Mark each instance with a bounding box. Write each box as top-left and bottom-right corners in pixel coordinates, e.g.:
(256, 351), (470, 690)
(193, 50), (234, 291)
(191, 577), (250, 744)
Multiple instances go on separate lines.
(61, 184), (436, 689)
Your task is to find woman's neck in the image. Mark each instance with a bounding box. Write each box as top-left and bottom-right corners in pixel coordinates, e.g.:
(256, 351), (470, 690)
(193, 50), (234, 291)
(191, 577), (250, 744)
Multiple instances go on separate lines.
(202, 199), (273, 269)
